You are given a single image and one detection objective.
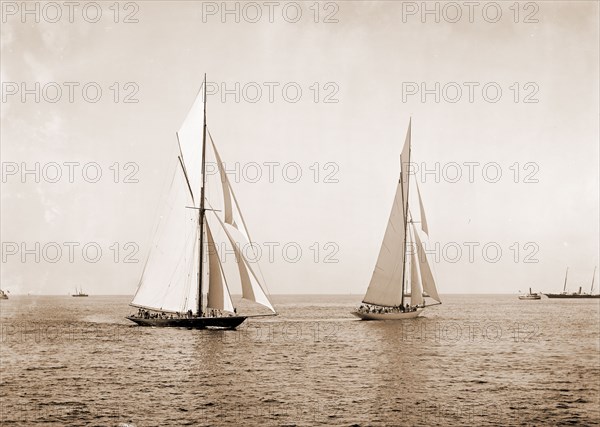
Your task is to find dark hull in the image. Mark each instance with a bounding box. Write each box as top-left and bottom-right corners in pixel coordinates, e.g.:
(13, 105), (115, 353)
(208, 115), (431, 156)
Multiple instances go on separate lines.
(72, 295), (88, 297)
(126, 316), (247, 329)
(545, 294), (600, 299)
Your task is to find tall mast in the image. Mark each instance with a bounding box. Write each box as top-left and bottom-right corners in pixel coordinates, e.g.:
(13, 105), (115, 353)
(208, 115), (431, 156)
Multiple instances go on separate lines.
(197, 74), (208, 317)
(563, 267), (569, 293)
(591, 266), (597, 294)
(400, 119), (412, 307)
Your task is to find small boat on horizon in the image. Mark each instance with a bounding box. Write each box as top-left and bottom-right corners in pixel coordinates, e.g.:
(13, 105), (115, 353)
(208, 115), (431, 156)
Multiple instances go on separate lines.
(352, 120), (442, 320)
(0, 289), (8, 300)
(518, 288), (541, 300)
(72, 287), (88, 297)
(545, 267), (600, 299)
(126, 76), (276, 329)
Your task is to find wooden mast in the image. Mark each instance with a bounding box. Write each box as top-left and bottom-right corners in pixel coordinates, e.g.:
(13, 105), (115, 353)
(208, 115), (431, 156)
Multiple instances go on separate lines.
(400, 118), (412, 308)
(197, 74), (208, 317)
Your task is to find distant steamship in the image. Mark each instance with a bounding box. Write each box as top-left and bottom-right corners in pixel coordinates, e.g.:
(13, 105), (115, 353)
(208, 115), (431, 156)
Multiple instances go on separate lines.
(545, 267), (599, 299)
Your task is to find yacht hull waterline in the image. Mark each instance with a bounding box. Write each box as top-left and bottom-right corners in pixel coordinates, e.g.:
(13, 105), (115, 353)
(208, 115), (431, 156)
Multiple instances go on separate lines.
(352, 308), (424, 320)
(126, 315), (248, 329)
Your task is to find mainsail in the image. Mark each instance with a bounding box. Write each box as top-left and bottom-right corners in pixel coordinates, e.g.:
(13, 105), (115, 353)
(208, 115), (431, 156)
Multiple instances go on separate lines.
(131, 159), (199, 313)
(131, 79), (276, 315)
(362, 120), (441, 307)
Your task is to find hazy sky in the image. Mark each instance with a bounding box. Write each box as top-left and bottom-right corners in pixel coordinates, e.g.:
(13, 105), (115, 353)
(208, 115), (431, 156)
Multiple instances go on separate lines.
(1, 1), (598, 295)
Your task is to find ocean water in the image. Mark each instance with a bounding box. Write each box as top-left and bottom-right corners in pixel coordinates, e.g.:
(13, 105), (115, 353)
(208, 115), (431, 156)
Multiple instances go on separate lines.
(0, 294), (598, 426)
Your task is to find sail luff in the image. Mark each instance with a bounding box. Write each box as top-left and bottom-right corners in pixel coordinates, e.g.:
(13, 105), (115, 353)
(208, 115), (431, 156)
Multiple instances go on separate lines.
(563, 267), (569, 293)
(591, 266), (597, 294)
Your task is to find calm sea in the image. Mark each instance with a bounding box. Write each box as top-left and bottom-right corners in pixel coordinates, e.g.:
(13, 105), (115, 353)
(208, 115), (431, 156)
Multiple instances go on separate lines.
(1, 295), (599, 426)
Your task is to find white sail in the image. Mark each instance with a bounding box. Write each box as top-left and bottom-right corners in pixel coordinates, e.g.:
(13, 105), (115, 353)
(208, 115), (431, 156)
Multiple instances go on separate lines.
(224, 223), (276, 312)
(363, 125), (412, 306)
(416, 183), (429, 236)
(209, 211), (275, 313)
(363, 181), (406, 306)
(206, 222), (235, 312)
(208, 132), (253, 243)
(131, 160), (199, 313)
(177, 85), (205, 205)
(411, 222), (441, 303)
(410, 231), (424, 306)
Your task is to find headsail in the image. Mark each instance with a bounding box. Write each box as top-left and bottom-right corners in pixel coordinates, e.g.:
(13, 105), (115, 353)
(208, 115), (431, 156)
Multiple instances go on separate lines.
(206, 222), (235, 312)
(411, 222), (441, 303)
(208, 133), (253, 242)
(212, 212), (276, 313)
(409, 229), (424, 306)
(416, 183), (429, 236)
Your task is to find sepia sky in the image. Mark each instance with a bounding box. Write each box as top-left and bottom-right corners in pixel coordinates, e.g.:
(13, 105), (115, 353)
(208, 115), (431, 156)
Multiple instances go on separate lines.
(1, 1), (598, 295)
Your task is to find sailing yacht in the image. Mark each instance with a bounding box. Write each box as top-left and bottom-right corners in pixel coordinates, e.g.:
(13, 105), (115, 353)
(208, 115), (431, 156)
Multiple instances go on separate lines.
(0, 289), (8, 300)
(353, 120), (442, 320)
(127, 76), (276, 329)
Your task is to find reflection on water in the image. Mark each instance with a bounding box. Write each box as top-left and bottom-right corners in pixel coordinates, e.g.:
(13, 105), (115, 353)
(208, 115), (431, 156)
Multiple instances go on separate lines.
(1, 295), (599, 426)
